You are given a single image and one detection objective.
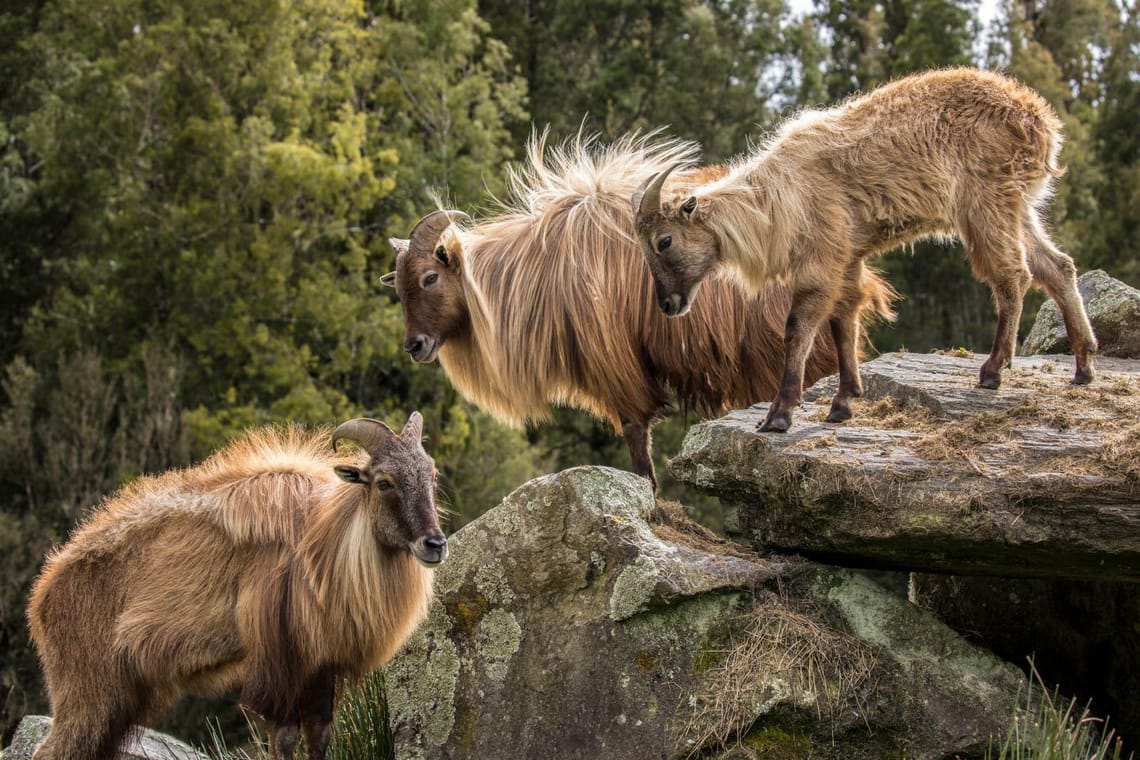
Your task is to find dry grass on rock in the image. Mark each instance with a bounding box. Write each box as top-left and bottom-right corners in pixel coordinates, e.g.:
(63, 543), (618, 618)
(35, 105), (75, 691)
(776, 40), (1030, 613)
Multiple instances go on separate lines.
(652, 499), (762, 561)
(802, 366), (1140, 488)
(679, 602), (878, 758)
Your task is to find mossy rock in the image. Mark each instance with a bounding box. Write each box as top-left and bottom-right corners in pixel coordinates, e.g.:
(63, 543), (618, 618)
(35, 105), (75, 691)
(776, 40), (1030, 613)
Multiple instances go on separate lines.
(1023, 269), (1140, 358)
(386, 467), (1024, 759)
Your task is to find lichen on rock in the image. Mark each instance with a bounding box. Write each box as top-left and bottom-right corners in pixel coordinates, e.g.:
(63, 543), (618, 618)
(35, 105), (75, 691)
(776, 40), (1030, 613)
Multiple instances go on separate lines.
(386, 466), (1026, 759)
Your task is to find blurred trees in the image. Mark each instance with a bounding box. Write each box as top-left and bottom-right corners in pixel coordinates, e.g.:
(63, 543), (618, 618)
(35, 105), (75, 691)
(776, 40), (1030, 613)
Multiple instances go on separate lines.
(479, 0), (817, 159)
(0, 0), (536, 742)
(0, 0), (1137, 748)
(1090, 6), (1140, 284)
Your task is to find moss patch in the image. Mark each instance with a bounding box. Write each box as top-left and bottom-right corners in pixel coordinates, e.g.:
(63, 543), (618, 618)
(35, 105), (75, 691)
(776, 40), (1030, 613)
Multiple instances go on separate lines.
(743, 725), (812, 759)
(609, 555), (660, 621)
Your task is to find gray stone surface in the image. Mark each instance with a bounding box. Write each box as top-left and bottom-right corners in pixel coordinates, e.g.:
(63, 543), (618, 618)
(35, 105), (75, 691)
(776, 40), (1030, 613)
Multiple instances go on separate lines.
(670, 351), (1140, 581)
(1022, 269), (1140, 358)
(386, 466), (1025, 759)
(1, 715), (208, 760)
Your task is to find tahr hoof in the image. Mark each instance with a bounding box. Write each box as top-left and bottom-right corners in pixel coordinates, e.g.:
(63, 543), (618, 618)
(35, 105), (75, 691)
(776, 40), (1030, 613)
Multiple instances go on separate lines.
(825, 405), (853, 424)
(758, 412), (792, 433)
(977, 375), (1001, 390)
(1071, 369), (1094, 385)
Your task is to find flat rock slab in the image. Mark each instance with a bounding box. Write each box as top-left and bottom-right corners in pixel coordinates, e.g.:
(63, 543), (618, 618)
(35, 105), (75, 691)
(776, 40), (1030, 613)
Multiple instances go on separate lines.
(670, 351), (1140, 581)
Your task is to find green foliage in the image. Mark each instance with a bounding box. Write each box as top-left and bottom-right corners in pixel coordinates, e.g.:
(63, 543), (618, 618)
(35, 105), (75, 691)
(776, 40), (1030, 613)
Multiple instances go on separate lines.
(1088, 7), (1140, 286)
(377, 0), (527, 205)
(431, 403), (550, 527)
(0, 510), (54, 742)
(4, 0), (529, 438)
(480, 0), (809, 159)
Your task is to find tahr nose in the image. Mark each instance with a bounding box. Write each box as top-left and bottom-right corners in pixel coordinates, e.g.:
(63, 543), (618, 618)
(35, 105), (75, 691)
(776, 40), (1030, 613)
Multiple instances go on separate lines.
(659, 294), (683, 317)
(423, 534), (448, 563)
(405, 335), (425, 355)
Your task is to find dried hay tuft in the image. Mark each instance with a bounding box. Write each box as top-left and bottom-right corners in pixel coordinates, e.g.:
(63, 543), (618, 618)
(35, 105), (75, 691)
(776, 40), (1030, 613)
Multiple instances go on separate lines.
(652, 499), (759, 560)
(819, 367), (1140, 488)
(679, 602), (878, 758)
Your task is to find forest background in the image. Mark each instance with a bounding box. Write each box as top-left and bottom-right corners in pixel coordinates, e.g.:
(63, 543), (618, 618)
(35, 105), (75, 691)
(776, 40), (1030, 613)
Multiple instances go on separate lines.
(1, 0), (1137, 746)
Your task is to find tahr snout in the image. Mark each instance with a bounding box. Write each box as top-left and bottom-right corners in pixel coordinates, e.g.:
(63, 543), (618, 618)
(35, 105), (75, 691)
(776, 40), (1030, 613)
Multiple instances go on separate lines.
(659, 293), (685, 317)
(413, 531), (448, 566)
(404, 334), (438, 362)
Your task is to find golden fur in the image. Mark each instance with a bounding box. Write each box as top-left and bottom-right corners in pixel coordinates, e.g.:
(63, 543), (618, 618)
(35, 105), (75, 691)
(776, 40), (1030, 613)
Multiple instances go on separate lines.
(636, 67), (1097, 432)
(27, 424), (437, 760)
(390, 132), (896, 484)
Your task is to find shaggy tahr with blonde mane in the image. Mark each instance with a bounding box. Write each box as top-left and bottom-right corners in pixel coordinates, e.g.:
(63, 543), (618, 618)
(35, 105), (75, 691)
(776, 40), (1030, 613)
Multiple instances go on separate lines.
(28, 414), (446, 760)
(382, 132), (895, 486)
(635, 67), (1098, 433)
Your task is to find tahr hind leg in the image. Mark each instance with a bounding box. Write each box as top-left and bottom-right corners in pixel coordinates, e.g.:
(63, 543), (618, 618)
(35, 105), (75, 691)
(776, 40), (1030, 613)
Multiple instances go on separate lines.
(1023, 207), (1097, 384)
(962, 205), (1032, 390)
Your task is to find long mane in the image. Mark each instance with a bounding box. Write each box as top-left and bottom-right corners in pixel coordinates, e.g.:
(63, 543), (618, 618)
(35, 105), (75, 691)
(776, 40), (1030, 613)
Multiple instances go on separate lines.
(57, 426), (350, 562)
(440, 132), (879, 430)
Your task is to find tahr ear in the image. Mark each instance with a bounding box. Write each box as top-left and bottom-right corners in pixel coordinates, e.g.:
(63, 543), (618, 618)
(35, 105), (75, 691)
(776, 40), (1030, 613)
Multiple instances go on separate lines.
(681, 196), (698, 216)
(434, 245), (452, 268)
(390, 237), (410, 255)
(379, 271), (397, 288)
(334, 465), (369, 485)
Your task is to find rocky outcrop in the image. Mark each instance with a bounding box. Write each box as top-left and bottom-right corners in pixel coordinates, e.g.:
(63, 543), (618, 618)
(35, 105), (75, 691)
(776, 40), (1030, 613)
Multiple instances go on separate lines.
(670, 351), (1140, 581)
(668, 317), (1140, 754)
(1023, 269), (1140, 358)
(386, 466), (1025, 759)
(0, 716), (207, 760)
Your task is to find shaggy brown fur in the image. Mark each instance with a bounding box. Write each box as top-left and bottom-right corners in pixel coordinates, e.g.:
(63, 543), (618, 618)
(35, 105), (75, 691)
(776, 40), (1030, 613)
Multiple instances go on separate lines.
(634, 67), (1098, 433)
(383, 132), (895, 486)
(27, 415), (445, 760)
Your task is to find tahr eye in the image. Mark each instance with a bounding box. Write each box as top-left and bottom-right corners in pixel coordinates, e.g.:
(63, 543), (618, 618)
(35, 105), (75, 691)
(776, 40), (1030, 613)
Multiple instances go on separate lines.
(377, 477), (395, 492)
(656, 236), (672, 253)
(422, 272), (439, 288)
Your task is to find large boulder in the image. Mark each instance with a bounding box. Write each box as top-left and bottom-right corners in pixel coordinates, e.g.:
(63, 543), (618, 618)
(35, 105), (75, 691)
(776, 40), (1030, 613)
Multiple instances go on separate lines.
(385, 466), (1025, 759)
(670, 351), (1140, 581)
(1022, 269), (1140, 358)
(0, 716), (207, 760)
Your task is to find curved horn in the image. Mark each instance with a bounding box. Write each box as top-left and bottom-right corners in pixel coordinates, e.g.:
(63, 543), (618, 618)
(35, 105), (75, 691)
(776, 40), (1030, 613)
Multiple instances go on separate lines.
(408, 210), (471, 256)
(332, 417), (398, 454)
(401, 410), (424, 444)
(389, 237), (410, 256)
(632, 163), (683, 219)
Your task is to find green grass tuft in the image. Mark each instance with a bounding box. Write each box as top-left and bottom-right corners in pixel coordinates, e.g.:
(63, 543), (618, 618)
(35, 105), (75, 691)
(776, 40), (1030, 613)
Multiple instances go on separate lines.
(989, 663), (1131, 760)
(199, 674), (393, 760)
(327, 674), (394, 760)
